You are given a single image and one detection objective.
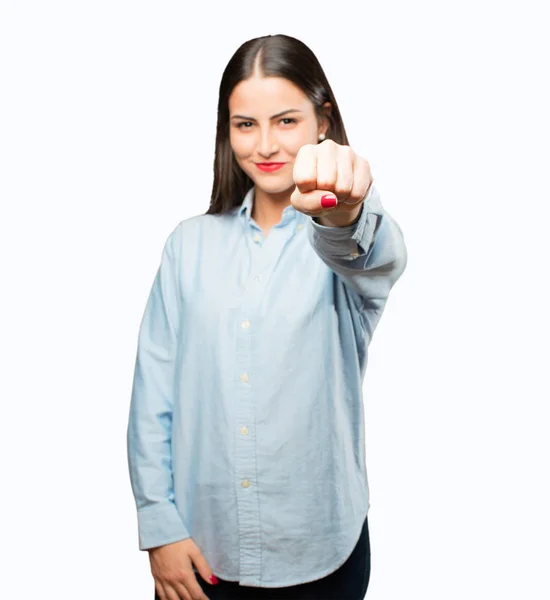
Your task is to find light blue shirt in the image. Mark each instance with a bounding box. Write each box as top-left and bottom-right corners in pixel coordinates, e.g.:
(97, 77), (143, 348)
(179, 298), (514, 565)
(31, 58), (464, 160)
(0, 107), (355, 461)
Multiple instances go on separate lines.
(126, 183), (407, 588)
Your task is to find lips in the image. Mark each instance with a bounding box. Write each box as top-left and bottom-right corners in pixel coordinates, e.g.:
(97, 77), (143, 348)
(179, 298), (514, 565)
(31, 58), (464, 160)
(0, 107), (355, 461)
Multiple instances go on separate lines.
(256, 163), (285, 172)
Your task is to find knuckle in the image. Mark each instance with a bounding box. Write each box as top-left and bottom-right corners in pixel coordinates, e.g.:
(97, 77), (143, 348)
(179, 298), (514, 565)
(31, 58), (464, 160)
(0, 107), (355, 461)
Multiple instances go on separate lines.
(296, 176), (316, 189)
(297, 143), (314, 156)
(317, 179), (335, 190)
(334, 184), (352, 196)
(341, 144), (354, 157)
(173, 568), (191, 583)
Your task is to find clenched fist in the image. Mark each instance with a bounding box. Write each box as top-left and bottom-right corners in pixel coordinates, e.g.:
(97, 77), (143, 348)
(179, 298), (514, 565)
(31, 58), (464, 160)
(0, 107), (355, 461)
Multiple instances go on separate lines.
(290, 139), (373, 226)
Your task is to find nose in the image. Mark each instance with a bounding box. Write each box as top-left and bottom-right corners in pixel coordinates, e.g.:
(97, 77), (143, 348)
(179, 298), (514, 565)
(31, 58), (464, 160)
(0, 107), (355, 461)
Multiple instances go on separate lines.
(257, 126), (278, 158)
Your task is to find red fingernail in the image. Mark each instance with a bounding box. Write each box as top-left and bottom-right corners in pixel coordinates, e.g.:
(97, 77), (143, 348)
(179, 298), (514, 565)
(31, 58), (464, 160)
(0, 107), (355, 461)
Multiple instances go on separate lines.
(209, 574), (219, 585)
(321, 194), (337, 208)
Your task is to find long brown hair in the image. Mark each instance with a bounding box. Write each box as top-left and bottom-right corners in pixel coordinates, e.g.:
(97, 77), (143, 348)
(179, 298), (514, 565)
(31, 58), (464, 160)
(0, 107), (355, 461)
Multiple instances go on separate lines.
(205, 34), (350, 216)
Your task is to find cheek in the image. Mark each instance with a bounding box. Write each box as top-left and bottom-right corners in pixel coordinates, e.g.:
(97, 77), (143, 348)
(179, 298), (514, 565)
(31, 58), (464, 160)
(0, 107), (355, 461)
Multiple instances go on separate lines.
(283, 127), (316, 155)
(230, 132), (254, 159)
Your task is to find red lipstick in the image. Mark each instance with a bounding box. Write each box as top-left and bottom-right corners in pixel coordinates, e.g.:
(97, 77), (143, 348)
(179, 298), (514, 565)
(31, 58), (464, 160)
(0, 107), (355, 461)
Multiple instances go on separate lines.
(256, 162), (285, 172)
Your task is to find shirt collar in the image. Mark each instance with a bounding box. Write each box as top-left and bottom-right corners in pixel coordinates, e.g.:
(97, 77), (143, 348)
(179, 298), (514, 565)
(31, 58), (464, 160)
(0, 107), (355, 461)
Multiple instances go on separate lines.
(238, 186), (255, 221)
(238, 186), (301, 225)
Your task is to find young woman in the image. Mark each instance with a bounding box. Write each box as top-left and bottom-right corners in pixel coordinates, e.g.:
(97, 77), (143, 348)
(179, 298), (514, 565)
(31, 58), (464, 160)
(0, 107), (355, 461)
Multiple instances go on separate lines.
(127, 33), (407, 600)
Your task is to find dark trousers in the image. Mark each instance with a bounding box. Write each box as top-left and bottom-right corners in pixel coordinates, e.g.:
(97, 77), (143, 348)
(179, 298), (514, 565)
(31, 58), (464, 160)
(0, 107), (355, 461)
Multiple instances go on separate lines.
(155, 515), (370, 600)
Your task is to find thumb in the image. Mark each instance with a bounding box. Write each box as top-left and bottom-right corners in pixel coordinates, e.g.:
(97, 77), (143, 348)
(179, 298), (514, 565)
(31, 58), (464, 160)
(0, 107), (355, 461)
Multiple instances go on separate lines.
(290, 187), (339, 216)
(192, 549), (219, 586)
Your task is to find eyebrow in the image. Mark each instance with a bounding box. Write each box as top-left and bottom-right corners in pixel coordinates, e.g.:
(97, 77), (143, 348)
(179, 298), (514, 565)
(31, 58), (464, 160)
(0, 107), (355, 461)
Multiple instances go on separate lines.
(230, 109), (303, 120)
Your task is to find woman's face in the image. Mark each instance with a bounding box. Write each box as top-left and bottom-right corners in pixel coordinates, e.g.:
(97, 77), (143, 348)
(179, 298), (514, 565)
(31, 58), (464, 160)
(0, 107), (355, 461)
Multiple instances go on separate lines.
(228, 75), (328, 196)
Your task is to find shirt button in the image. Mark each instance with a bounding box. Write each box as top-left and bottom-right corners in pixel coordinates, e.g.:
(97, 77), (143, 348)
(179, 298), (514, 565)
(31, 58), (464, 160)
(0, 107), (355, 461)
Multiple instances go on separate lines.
(240, 425), (248, 435)
(297, 224), (303, 230)
(253, 234), (261, 243)
(241, 320), (250, 329)
(242, 479), (251, 488)
(350, 252), (360, 258)
(254, 275), (261, 282)
(240, 372), (249, 383)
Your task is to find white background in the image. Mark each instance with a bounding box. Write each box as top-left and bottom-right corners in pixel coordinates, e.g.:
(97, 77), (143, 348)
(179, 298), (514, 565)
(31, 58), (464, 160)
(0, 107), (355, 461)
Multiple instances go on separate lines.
(1, 1), (549, 598)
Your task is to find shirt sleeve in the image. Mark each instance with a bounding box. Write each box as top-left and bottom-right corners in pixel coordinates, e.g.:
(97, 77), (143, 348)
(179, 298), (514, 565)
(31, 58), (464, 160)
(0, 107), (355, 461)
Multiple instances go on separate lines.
(126, 224), (190, 551)
(306, 183), (407, 335)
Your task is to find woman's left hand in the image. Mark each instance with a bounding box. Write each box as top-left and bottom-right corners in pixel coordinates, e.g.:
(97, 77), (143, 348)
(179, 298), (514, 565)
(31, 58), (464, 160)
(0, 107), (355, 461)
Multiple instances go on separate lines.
(290, 140), (373, 224)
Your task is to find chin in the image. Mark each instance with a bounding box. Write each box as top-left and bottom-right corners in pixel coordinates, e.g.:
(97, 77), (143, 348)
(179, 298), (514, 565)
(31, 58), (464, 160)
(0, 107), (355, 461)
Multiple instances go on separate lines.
(250, 176), (295, 195)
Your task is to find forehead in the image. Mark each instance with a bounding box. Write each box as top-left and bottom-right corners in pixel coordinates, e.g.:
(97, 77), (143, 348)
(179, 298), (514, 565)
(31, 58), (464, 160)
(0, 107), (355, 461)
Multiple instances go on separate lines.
(229, 76), (312, 116)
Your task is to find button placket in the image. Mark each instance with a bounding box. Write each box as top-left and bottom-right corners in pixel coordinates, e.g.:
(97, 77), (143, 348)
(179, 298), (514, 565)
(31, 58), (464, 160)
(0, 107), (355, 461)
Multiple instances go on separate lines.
(234, 282), (260, 578)
(233, 220), (295, 582)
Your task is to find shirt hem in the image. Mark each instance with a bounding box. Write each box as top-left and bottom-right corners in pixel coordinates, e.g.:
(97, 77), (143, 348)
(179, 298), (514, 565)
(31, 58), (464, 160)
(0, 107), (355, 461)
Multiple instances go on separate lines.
(210, 506), (370, 588)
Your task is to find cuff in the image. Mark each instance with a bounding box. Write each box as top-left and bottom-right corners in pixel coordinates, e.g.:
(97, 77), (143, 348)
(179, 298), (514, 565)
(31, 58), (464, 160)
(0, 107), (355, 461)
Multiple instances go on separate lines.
(308, 183), (383, 258)
(137, 500), (190, 551)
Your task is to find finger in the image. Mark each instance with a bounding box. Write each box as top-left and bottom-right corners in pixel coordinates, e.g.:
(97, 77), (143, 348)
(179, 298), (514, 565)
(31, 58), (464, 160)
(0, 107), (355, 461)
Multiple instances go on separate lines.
(345, 154), (372, 205)
(334, 145), (354, 202)
(192, 551), (218, 588)
(293, 144), (317, 194)
(165, 581), (191, 600)
(175, 572), (208, 600)
(315, 139), (338, 193)
(154, 582), (168, 600)
(174, 579), (197, 600)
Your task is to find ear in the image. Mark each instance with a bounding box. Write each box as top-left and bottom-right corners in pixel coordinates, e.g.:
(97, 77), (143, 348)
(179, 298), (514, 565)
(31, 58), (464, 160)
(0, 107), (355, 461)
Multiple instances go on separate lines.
(318, 101), (332, 137)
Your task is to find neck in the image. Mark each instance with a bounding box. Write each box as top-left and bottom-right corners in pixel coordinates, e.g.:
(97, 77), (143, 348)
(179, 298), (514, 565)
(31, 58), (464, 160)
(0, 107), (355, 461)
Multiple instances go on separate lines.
(251, 186), (293, 230)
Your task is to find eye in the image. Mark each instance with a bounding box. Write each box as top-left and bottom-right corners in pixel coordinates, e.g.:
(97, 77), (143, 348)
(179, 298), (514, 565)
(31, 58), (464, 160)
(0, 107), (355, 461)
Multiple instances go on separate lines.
(236, 121), (253, 129)
(280, 118), (297, 125)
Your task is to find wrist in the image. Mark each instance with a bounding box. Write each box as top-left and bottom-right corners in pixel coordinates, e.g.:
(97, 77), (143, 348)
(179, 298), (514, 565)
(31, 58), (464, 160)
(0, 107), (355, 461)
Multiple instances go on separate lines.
(317, 202), (363, 227)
